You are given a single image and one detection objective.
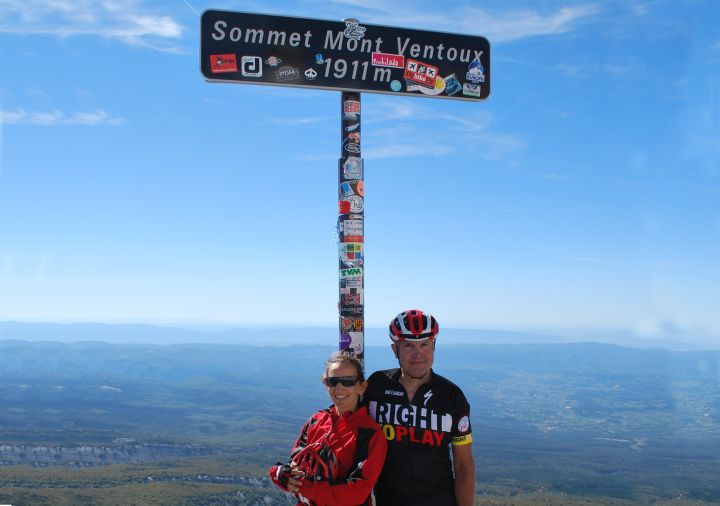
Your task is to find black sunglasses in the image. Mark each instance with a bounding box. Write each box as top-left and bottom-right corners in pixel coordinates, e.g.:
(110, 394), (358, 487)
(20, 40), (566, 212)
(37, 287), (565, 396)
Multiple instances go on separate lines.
(323, 376), (360, 388)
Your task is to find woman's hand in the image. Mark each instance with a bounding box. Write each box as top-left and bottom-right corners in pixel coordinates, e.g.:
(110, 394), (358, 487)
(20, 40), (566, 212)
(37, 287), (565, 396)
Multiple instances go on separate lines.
(289, 462), (306, 477)
(287, 476), (302, 493)
(287, 463), (306, 493)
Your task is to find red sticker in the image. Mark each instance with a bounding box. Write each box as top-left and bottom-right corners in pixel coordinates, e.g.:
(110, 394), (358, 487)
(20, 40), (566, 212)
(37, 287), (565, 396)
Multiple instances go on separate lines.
(372, 52), (405, 68)
(404, 58), (438, 88)
(339, 201), (351, 214)
(344, 100), (360, 113)
(343, 294), (362, 305)
(210, 54), (237, 74)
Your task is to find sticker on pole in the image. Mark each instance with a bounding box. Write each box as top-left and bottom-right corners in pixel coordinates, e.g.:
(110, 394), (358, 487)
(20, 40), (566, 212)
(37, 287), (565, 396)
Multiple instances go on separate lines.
(340, 331), (364, 355)
(341, 218), (363, 242)
(342, 157), (363, 179)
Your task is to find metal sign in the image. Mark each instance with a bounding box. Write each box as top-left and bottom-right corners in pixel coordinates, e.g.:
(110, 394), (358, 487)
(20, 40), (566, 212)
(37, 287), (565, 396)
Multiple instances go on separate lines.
(201, 10), (490, 101)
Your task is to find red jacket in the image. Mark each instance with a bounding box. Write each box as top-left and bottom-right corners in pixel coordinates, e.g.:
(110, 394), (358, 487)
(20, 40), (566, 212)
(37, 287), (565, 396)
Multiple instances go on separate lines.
(270, 405), (387, 506)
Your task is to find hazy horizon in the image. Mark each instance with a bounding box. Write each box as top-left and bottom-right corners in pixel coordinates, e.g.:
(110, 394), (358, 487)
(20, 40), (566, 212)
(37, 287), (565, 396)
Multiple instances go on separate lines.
(1, 320), (717, 351)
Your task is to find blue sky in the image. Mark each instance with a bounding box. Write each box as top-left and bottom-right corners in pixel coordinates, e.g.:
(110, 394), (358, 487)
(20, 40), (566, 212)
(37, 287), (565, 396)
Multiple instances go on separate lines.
(0, 0), (718, 343)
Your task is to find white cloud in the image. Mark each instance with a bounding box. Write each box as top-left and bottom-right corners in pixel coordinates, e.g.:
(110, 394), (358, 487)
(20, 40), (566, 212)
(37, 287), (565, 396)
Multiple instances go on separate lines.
(0, 109), (125, 126)
(326, 1), (600, 43)
(68, 110), (125, 125)
(298, 128), (456, 161)
(364, 101), (430, 123)
(464, 5), (601, 43)
(627, 1), (651, 16)
(180, 0), (200, 17)
(364, 142), (454, 160)
(297, 140), (456, 161)
(470, 132), (528, 159)
(0, 0), (183, 51)
(26, 110), (64, 125)
(440, 112), (493, 132)
(0, 109), (28, 124)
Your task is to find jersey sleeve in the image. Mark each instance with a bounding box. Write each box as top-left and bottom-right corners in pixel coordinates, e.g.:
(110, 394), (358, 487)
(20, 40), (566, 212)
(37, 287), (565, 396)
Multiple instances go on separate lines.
(298, 426), (388, 505)
(450, 388), (472, 446)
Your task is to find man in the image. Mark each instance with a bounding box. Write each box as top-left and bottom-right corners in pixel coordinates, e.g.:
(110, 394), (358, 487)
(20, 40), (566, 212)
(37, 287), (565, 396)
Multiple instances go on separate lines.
(366, 309), (475, 506)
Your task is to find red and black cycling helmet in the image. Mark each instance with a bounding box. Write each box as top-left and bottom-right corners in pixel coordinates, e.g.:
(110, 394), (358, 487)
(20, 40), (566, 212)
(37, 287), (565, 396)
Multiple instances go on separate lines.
(389, 309), (439, 342)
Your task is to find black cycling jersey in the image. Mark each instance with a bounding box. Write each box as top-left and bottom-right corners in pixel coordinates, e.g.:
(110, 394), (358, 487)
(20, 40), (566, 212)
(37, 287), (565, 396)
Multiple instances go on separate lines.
(366, 368), (472, 506)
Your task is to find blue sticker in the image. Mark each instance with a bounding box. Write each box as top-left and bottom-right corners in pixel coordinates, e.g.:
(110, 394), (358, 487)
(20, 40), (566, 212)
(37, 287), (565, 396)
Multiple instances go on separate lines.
(466, 59), (485, 84)
(390, 80), (402, 92)
(340, 181), (354, 198)
(445, 73), (461, 96)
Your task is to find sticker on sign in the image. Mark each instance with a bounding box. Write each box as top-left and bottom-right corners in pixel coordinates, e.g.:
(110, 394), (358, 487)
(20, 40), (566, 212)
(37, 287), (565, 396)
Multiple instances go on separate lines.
(404, 58), (438, 88)
(372, 52), (405, 68)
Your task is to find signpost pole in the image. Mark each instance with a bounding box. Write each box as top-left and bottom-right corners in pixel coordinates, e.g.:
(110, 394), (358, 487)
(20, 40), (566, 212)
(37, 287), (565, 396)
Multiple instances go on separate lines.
(338, 91), (364, 367)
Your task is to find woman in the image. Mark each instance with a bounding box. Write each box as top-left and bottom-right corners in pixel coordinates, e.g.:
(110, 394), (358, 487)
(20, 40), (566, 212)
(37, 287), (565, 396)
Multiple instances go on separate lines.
(269, 351), (387, 506)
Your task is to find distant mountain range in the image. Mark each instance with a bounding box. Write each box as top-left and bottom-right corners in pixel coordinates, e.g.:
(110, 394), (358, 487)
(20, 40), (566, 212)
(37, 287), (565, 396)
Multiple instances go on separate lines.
(0, 321), (716, 350)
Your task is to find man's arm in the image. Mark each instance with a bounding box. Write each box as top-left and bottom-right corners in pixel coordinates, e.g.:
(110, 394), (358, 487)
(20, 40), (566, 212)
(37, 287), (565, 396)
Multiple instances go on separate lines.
(452, 442), (475, 506)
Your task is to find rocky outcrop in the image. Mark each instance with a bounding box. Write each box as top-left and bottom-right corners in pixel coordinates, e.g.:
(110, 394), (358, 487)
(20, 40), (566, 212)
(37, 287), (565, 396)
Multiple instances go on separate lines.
(0, 443), (216, 467)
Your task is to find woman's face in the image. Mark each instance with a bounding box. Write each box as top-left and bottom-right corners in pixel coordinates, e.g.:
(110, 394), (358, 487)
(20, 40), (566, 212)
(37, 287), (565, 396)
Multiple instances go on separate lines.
(324, 362), (367, 415)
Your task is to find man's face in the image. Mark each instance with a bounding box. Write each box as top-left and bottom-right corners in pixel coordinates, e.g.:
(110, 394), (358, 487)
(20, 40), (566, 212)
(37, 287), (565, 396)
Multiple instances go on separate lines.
(392, 339), (435, 379)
